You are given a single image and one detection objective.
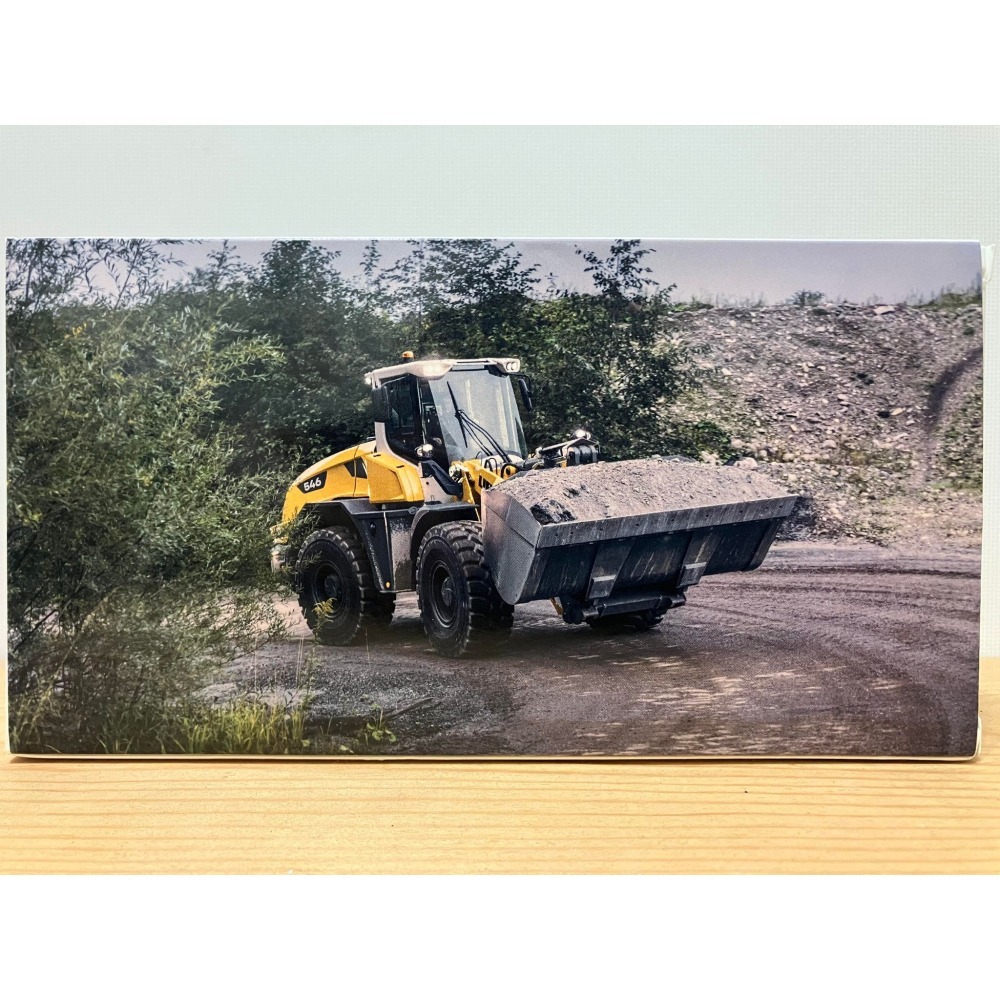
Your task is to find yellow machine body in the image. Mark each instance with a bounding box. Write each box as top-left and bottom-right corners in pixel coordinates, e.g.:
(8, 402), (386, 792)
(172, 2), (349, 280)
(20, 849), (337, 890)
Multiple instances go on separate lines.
(281, 440), (516, 528)
(281, 440), (434, 525)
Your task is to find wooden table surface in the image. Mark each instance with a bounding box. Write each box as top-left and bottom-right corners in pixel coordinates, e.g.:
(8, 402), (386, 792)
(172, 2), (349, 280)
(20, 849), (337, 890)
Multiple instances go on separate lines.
(2, 659), (997, 874)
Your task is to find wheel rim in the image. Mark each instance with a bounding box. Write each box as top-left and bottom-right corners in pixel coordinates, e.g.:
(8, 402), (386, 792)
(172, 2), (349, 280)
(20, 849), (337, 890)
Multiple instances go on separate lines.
(312, 560), (350, 625)
(429, 559), (459, 629)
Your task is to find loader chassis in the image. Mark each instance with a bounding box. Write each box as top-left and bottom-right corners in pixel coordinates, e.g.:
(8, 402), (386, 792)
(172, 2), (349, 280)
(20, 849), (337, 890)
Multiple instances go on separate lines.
(295, 498), (480, 595)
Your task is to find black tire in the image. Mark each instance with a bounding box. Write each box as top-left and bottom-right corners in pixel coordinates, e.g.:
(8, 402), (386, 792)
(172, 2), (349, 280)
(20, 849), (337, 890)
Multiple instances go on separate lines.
(294, 527), (382, 645)
(586, 610), (665, 633)
(416, 521), (513, 659)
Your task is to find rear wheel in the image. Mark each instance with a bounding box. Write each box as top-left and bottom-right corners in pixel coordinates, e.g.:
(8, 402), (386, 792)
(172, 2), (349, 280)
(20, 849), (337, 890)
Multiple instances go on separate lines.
(416, 521), (513, 658)
(295, 527), (383, 645)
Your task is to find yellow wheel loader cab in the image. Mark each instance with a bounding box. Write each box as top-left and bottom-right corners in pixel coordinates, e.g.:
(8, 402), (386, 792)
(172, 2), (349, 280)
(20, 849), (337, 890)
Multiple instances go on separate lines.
(275, 354), (800, 659)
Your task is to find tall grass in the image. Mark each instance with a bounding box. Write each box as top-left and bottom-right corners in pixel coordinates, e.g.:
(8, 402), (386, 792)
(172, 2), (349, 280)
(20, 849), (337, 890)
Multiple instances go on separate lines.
(11, 692), (312, 755)
(179, 697), (311, 755)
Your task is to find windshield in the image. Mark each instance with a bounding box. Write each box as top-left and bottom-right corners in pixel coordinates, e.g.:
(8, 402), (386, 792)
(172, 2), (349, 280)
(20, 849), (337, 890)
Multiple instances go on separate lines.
(419, 368), (527, 466)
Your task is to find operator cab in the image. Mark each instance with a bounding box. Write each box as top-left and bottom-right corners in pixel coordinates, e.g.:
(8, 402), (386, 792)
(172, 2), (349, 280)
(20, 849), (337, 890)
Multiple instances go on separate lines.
(368, 358), (530, 478)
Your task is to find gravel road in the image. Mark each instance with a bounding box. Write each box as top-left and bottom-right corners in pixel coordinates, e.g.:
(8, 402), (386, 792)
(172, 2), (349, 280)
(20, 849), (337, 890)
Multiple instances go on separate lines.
(227, 541), (981, 758)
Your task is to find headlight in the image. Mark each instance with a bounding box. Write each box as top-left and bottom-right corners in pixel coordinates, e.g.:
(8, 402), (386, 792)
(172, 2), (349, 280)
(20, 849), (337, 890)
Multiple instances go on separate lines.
(489, 358), (521, 375)
(563, 441), (599, 466)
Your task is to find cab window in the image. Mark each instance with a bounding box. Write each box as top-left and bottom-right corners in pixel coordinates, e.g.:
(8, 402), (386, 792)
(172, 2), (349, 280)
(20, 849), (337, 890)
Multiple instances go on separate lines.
(418, 380), (449, 467)
(384, 376), (422, 459)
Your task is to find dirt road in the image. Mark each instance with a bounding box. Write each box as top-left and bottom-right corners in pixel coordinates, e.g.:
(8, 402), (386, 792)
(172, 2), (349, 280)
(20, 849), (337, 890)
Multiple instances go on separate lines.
(227, 542), (981, 758)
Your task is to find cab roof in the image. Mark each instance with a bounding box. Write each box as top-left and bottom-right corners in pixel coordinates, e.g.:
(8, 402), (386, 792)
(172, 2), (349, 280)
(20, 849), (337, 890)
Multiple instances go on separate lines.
(365, 357), (521, 384)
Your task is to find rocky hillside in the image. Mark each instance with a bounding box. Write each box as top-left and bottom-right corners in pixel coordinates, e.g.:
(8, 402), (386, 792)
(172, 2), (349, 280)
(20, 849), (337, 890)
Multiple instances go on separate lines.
(667, 302), (983, 547)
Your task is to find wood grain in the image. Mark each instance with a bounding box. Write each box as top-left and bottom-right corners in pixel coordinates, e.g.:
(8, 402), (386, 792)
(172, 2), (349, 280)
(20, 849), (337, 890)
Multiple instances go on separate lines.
(2, 659), (997, 874)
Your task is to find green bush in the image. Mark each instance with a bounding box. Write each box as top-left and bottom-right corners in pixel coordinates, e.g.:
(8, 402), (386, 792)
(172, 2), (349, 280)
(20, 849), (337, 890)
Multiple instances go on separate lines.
(7, 295), (289, 753)
(787, 289), (824, 307)
(916, 280), (982, 310)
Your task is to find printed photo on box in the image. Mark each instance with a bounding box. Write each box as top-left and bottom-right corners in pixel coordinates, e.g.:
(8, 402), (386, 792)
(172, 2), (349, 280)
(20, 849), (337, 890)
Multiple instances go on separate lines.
(6, 238), (982, 757)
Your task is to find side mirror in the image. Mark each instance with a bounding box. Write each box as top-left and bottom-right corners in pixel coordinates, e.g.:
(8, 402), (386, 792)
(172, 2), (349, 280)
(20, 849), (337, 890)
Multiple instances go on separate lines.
(517, 375), (534, 413)
(371, 386), (389, 423)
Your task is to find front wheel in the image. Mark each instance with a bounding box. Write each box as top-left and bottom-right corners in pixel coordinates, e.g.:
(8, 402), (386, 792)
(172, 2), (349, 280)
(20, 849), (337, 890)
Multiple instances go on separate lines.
(295, 527), (381, 645)
(416, 521), (513, 658)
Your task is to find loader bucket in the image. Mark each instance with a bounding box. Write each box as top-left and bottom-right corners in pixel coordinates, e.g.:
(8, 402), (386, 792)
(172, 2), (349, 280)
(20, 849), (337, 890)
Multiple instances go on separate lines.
(481, 459), (799, 614)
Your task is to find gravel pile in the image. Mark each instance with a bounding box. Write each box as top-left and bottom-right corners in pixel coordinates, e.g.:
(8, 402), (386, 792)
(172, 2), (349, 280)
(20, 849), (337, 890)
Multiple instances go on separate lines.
(497, 458), (792, 525)
(669, 303), (982, 474)
(665, 302), (983, 545)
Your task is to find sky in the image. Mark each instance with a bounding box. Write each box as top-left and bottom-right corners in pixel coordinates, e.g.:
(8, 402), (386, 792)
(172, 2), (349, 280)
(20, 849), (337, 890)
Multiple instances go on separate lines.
(167, 238), (982, 306)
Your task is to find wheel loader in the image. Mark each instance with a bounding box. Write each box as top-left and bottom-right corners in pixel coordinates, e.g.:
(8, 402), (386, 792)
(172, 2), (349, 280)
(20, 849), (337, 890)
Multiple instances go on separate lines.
(272, 353), (799, 658)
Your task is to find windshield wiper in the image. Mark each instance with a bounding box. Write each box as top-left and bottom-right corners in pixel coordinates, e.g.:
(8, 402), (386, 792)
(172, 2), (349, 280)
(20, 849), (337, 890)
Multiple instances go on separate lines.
(463, 411), (516, 465)
(447, 383), (515, 466)
(447, 383), (470, 449)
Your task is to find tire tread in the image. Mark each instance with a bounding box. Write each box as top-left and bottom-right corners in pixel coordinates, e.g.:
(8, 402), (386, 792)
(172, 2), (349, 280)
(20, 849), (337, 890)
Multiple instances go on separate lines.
(416, 520), (513, 658)
(295, 526), (388, 644)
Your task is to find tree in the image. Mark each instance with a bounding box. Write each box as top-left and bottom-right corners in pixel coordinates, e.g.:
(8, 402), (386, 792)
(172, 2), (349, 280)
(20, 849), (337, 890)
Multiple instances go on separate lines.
(214, 240), (401, 466)
(374, 239), (714, 461)
(382, 239), (539, 357)
(522, 241), (708, 459)
(6, 241), (287, 752)
(6, 238), (185, 312)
